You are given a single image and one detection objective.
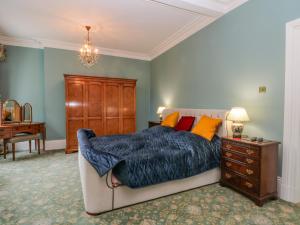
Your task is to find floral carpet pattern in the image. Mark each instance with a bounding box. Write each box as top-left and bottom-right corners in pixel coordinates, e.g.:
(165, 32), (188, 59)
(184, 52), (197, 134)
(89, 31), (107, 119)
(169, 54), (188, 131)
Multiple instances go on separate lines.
(0, 150), (299, 225)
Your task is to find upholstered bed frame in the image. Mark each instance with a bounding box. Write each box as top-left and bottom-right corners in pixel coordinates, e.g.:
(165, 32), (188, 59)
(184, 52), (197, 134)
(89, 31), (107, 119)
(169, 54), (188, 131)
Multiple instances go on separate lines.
(78, 108), (229, 215)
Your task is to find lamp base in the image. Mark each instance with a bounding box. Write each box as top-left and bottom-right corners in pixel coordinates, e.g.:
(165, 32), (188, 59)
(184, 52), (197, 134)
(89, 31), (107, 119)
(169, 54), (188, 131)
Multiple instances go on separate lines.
(232, 122), (244, 139)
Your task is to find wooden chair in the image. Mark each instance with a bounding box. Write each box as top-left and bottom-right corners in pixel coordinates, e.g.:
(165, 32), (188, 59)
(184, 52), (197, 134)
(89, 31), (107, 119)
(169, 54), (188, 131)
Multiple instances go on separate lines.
(0, 139), (4, 158)
(3, 134), (41, 161)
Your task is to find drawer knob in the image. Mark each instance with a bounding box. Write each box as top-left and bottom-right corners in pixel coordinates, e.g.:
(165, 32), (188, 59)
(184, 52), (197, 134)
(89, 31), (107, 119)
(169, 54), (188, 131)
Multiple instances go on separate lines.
(246, 169), (254, 175)
(245, 181), (253, 188)
(226, 144), (232, 149)
(225, 173), (232, 179)
(246, 158), (254, 164)
(226, 162), (232, 167)
(246, 149), (254, 155)
(225, 152), (232, 157)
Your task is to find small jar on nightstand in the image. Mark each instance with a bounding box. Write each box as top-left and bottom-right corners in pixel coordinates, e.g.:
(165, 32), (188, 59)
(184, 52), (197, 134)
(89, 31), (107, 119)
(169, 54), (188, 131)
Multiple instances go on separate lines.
(148, 121), (161, 128)
(220, 137), (280, 206)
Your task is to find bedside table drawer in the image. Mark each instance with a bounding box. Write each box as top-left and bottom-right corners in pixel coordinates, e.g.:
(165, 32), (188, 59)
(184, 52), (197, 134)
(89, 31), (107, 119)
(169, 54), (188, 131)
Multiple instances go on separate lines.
(221, 169), (241, 187)
(240, 178), (259, 195)
(222, 149), (259, 167)
(222, 159), (259, 179)
(222, 141), (259, 158)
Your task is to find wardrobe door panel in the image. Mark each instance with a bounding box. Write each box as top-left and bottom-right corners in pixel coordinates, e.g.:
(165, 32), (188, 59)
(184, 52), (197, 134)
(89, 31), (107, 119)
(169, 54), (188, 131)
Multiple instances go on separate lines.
(105, 84), (120, 118)
(88, 119), (104, 136)
(123, 118), (135, 134)
(87, 82), (103, 118)
(106, 118), (120, 135)
(122, 85), (135, 117)
(122, 83), (136, 134)
(67, 119), (84, 153)
(65, 80), (85, 153)
(67, 82), (84, 118)
(86, 82), (104, 136)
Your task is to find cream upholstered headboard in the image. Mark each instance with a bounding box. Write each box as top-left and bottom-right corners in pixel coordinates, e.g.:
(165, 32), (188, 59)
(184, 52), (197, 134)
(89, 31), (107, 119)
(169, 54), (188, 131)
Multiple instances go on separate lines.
(162, 108), (230, 137)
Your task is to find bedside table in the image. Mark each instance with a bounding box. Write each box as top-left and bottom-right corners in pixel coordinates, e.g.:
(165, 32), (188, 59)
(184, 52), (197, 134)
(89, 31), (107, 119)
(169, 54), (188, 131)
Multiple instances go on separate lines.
(220, 137), (280, 206)
(148, 121), (161, 128)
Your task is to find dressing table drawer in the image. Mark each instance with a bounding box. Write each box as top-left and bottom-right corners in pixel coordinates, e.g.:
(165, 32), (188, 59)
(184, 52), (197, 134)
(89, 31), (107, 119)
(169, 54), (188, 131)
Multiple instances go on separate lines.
(15, 125), (32, 131)
(13, 125), (34, 134)
(0, 128), (11, 139)
(0, 128), (5, 138)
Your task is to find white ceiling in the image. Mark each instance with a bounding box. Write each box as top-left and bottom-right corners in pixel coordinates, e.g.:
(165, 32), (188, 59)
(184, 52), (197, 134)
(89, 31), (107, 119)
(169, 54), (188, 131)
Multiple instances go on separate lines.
(0, 0), (248, 60)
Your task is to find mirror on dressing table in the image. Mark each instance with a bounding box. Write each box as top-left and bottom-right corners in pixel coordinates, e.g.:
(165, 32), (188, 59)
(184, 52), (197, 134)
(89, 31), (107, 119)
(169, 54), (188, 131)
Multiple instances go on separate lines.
(0, 99), (46, 160)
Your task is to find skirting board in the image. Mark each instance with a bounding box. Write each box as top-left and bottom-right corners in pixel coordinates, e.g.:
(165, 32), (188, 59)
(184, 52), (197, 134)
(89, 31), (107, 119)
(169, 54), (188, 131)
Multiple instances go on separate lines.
(8, 139), (66, 151)
(276, 176), (298, 202)
(279, 177), (300, 203)
(278, 177), (282, 198)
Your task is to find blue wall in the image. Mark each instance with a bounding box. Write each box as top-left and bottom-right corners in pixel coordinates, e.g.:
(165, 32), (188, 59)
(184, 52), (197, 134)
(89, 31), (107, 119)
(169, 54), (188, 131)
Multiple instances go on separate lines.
(0, 46), (45, 121)
(150, 0), (300, 173)
(0, 46), (151, 140)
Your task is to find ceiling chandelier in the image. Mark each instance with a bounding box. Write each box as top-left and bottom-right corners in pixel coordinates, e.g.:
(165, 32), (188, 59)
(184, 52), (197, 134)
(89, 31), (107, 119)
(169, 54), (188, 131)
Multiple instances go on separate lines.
(79, 26), (99, 67)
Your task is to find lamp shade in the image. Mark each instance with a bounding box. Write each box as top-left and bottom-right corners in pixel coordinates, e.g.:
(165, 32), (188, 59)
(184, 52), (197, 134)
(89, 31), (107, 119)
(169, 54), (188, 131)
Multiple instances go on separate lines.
(156, 106), (166, 114)
(227, 107), (250, 122)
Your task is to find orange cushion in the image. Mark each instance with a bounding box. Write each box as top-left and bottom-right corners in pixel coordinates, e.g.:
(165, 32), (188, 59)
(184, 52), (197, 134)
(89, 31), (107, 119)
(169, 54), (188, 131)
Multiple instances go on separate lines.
(161, 112), (179, 128)
(191, 115), (222, 141)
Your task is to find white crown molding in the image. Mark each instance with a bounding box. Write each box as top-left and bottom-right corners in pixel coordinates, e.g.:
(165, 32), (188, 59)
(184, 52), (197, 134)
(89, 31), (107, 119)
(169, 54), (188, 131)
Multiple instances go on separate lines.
(0, 35), (151, 61)
(0, 0), (247, 62)
(149, 15), (217, 60)
(224, 0), (248, 13)
(0, 34), (43, 49)
(37, 38), (151, 61)
(148, 0), (225, 17)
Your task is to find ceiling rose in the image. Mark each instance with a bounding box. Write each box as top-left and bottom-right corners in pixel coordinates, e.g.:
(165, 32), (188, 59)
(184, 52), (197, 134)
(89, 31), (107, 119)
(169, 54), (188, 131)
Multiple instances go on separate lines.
(79, 26), (99, 68)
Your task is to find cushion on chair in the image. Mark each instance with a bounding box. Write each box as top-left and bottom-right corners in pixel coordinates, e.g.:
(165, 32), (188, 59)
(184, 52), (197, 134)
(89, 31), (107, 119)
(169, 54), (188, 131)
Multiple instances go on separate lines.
(7, 134), (40, 144)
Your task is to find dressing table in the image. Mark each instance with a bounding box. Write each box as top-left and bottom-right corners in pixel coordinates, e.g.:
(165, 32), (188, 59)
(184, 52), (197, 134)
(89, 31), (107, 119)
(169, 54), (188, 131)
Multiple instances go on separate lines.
(0, 122), (46, 150)
(0, 100), (46, 159)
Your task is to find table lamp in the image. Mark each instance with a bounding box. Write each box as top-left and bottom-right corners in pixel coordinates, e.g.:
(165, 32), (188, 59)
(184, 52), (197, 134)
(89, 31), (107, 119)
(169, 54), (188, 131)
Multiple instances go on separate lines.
(227, 107), (250, 138)
(156, 106), (166, 121)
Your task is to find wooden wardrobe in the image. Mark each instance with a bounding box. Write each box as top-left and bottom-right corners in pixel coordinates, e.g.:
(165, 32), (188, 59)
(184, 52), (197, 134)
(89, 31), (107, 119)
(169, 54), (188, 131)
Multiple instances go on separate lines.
(64, 74), (136, 154)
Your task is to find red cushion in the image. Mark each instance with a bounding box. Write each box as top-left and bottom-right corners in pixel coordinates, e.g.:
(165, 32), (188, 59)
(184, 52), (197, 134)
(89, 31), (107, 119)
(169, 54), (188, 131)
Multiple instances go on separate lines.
(175, 116), (195, 131)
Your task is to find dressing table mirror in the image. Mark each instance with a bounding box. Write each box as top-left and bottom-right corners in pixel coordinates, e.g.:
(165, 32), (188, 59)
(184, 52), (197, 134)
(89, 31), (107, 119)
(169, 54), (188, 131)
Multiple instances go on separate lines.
(1, 99), (22, 124)
(22, 103), (32, 123)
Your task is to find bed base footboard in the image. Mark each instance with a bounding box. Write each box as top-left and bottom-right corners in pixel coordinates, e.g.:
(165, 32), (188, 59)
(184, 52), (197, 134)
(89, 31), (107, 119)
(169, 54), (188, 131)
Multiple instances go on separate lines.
(78, 149), (114, 214)
(78, 149), (220, 215)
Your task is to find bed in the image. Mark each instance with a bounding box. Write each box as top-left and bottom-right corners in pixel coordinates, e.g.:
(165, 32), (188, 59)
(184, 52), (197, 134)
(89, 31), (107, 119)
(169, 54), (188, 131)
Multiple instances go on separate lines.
(78, 108), (229, 215)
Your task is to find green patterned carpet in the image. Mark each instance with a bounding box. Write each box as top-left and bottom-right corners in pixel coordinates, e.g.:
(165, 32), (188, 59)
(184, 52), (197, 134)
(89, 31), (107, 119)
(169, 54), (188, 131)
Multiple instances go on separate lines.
(0, 150), (299, 225)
